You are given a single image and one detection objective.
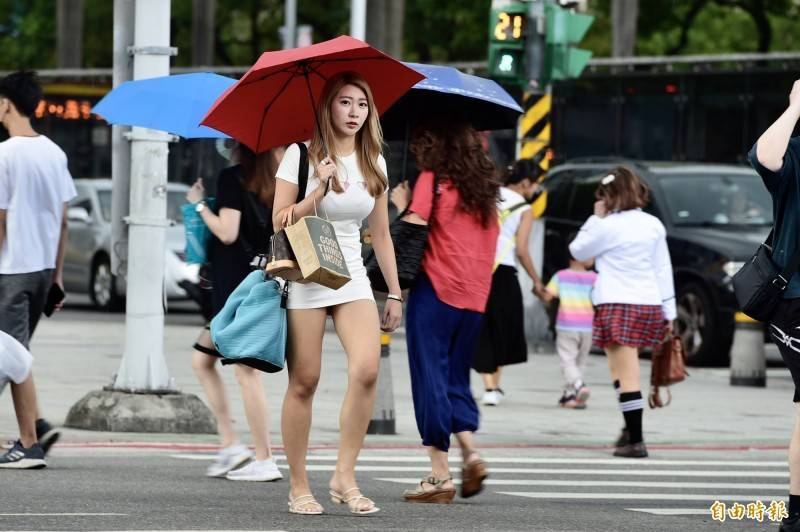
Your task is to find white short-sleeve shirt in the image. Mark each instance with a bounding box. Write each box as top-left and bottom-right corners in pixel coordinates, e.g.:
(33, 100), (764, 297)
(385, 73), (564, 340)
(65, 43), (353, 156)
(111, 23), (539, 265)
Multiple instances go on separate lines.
(275, 142), (387, 308)
(0, 135), (77, 274)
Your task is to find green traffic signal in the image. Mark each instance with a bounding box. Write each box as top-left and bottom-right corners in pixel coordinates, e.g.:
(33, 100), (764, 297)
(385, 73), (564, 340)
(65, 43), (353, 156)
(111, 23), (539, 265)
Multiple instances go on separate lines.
(487, 2), (528, 86)
(543, 2), (594, 84)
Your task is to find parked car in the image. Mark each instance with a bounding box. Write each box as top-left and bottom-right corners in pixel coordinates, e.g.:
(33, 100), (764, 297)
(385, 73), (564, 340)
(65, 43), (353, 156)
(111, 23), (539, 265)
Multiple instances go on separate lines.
(64, 179), (200, 311)
(541, 159), (771, 366)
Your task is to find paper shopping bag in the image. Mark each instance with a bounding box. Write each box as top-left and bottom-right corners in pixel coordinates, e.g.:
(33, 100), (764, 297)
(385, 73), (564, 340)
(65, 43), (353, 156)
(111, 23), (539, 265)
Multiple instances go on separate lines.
(285, 216), (351, 290)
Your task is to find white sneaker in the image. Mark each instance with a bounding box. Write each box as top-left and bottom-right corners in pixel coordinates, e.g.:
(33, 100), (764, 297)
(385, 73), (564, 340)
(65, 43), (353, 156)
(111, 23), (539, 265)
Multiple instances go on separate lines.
(226, 458), (283, 482)
(482, 390), (499, 406)
(206, 443), (253, 478)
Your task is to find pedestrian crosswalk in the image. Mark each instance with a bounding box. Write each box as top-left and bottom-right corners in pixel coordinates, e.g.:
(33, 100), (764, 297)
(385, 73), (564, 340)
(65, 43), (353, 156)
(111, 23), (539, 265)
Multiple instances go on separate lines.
(371, 454), (788, 517)
(171, 451), (789, 518)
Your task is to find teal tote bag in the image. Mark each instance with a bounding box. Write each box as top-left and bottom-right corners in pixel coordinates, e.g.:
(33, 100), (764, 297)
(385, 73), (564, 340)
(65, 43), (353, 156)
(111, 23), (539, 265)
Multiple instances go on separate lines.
(210, 270), (286, 372)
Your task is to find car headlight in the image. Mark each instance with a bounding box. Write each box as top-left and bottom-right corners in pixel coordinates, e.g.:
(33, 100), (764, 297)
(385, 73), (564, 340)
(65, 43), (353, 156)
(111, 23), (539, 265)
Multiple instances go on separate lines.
(723, 261), (745, 278)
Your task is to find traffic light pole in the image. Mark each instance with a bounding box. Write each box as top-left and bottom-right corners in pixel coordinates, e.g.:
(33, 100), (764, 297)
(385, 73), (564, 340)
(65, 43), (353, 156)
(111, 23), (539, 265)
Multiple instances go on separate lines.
(110, 0), (133, 278)
(65, 0), (215, 434)
(114, 0), (175, 392)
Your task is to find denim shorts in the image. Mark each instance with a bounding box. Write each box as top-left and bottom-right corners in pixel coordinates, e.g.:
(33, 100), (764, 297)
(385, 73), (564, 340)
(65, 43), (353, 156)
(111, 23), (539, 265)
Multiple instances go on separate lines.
(0, 269), (52, 348)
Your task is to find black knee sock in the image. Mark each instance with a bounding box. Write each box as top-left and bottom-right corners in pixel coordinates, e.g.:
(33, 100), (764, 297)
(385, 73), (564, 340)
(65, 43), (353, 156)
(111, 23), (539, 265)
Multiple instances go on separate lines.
(789, 494), (800, 519)
(619, 391), (644, 444)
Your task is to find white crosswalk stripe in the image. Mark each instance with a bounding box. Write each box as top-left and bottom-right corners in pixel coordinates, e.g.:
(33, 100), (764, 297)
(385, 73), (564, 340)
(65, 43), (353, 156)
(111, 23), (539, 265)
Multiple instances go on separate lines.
(367, 453), (790, 520)
(171, 451), (790, 519)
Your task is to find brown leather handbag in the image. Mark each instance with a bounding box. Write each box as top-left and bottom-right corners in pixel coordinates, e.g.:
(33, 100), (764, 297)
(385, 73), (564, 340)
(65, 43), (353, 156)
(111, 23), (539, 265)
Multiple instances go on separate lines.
(267, 205), (305, 281)
(266, 142), (309, 282)
(648, 335), (689, 408)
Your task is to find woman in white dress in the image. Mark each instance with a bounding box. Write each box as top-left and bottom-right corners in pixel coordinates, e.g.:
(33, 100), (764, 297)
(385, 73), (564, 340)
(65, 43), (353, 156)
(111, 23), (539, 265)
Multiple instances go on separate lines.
(272, 71), (403, 516)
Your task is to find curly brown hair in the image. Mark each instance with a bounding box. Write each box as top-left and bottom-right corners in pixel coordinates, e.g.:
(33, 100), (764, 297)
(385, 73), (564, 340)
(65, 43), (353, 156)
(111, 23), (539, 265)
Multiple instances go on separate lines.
(410, 119), (500, 227)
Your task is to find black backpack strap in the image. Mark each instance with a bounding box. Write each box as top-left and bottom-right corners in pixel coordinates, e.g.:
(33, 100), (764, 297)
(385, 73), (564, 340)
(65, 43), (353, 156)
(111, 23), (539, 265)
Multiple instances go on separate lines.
(296, 142), (309, 203)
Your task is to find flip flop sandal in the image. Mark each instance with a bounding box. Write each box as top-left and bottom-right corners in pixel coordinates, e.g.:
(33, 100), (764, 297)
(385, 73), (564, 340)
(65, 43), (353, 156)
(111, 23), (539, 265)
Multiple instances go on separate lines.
(288, 494), (324, 515)
(403, 476), (456, 504)
(329, 487), (380, 515)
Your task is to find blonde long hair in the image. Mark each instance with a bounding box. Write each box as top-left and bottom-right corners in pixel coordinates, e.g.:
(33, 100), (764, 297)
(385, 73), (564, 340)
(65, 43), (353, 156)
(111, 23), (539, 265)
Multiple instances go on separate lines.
(308, 72), (387, 197)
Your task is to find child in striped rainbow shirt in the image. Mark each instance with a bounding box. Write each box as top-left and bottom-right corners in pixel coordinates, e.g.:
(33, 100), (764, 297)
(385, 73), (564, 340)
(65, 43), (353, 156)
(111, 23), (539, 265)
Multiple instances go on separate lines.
(541, 254), (597, 409)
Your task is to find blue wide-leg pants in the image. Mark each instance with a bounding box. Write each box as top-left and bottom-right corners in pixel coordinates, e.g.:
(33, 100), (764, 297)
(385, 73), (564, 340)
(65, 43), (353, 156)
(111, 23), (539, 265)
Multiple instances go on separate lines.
(406, 275), (483, 452)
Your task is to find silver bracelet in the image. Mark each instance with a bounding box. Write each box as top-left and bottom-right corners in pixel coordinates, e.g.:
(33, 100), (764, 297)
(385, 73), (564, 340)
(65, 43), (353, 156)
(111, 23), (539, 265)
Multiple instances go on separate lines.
(387, 294), (403, 303)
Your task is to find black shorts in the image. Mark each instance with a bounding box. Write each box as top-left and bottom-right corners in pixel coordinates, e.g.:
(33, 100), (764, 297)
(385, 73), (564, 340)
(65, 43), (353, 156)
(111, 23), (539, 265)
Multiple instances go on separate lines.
(769, 298), (800, 402)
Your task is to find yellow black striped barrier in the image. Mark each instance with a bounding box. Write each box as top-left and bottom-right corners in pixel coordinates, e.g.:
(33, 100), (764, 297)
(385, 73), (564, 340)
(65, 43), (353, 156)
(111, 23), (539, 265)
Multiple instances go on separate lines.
(519, 91), (552, 218)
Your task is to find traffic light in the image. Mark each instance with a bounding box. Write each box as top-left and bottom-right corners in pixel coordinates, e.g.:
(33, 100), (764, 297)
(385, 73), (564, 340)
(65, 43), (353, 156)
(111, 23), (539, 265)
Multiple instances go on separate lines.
(487, 1), (528, 86)
(542, 2), (594, 84)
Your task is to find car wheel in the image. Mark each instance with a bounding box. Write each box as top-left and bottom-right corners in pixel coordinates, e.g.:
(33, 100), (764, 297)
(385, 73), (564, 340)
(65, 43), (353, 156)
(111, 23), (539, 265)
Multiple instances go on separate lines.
(90, 255), (123, 311)
(675, 281), (729, 366)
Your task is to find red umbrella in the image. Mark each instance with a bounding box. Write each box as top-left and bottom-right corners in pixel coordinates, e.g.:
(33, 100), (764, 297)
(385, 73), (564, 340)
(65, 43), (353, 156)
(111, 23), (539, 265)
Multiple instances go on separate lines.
(201, 35), (425, 153)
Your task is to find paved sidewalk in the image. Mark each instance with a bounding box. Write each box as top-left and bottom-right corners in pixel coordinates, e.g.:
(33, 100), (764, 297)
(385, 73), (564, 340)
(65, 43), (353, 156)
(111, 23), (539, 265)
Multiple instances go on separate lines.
(0, 306), (795, 450)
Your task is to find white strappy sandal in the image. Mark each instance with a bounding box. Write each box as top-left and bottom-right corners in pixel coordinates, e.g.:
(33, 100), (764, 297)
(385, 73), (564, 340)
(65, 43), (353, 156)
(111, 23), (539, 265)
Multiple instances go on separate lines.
(329, 487), (380, 515)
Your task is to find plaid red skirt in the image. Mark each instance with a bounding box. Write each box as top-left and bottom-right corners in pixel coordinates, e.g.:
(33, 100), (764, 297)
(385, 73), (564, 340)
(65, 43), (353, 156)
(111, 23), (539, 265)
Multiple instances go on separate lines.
(593, 304), (668, 349)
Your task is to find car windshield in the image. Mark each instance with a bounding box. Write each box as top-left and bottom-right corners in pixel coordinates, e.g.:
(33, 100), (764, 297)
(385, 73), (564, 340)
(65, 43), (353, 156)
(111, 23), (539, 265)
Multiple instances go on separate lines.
(97, 190), (186, 224)
(658, 173), (772, 227)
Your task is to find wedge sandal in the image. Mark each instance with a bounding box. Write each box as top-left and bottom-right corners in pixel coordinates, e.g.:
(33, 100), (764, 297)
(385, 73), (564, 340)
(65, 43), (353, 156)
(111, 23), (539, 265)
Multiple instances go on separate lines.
(403, 476), (456, 504)
(461, 458), (488, 498)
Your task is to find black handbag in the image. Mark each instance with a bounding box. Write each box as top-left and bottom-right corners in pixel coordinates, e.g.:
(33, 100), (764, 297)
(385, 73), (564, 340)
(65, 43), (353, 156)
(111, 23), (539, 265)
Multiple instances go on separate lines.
(732, 228), (800, 322)
(365, 175), (439, 293)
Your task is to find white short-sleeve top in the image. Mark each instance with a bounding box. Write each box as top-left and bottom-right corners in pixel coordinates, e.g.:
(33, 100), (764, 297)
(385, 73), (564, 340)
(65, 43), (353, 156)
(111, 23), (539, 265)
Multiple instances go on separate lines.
(275, 142), (387, 309)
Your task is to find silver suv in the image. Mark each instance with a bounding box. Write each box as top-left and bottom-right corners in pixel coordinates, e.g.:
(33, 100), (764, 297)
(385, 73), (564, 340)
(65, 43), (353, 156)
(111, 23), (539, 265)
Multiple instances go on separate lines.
(63, 179), (200, 310)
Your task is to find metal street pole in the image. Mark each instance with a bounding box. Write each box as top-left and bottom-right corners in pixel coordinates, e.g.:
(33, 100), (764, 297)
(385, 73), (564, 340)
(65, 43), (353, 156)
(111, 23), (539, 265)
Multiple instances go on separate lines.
(113, 0), (177, 391)
(284, 0), (297, 49)
(110, 0), (134, 278)
(350, 0), (366, 40)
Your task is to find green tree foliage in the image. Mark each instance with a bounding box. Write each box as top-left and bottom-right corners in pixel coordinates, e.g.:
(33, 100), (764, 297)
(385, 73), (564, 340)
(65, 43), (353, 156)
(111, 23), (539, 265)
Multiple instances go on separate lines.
(83, 0), (112, 68)
(402, 0), (489, 62)
(0, 0), (55, 69)
(585, 0), (800, 57)
(3, 1), (799, 71)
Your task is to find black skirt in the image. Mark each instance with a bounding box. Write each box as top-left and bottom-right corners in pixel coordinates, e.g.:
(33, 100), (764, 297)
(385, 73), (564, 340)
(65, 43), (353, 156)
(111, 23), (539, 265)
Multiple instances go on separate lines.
(473, 265), (528, 373)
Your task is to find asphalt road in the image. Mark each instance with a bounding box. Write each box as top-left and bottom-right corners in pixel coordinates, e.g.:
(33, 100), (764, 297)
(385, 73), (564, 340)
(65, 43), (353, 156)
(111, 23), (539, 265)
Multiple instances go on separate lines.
(0, 446), (788, 531)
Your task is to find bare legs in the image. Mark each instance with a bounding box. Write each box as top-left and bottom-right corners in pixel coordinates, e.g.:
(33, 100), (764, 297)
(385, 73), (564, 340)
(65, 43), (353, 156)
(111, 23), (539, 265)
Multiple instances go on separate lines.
(480, 368), (502, 391)
(282, 308), (326, 501)
(419, 431), (481, 492)
(282, 300), (381, 512)
(604, 344), (639, 392)
(329, 300), (380, 506)
(235, 364), (273, 461)
(191, 328), (274, 457)
(10, 374), (38, 448)
(192, 330), (236, 447)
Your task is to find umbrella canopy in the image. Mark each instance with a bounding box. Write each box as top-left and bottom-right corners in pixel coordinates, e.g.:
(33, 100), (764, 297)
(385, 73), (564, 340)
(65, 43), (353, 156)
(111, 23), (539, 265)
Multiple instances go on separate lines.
(381, 62), (523, 139)
(201, 35), (425, 153)
(92, 73), (234, 138)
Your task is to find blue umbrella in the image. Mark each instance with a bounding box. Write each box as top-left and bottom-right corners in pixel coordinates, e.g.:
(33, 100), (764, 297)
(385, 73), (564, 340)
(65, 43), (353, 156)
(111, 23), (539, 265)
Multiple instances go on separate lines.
(92, 73), (235, 138)
(380, 62), (523, 139)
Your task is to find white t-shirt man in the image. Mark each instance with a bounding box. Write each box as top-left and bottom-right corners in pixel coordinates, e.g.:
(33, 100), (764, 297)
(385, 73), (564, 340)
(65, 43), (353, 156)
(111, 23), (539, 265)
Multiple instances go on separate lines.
(0, 135), (76, 274)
